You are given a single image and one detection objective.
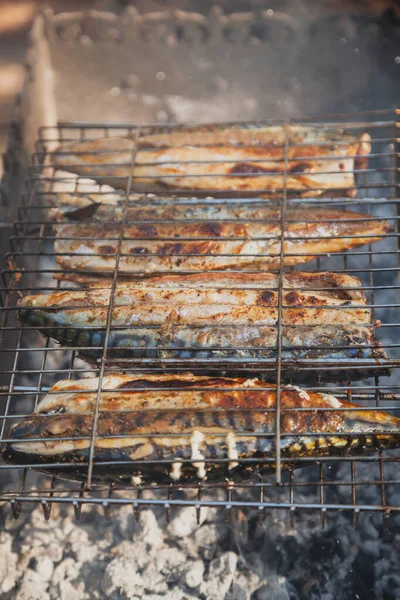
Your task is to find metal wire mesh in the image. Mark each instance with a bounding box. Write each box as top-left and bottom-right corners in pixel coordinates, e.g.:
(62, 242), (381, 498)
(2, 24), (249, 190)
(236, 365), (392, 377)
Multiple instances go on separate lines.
(1, 109), (400, 525)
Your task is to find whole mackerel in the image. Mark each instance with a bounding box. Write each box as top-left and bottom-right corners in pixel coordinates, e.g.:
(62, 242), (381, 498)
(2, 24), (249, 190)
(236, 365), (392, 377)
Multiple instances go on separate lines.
(18, 272), (389, 378)
(52, 122), (371, 197)
(4, 373), (400, 485)
(52, 201), (389, 274)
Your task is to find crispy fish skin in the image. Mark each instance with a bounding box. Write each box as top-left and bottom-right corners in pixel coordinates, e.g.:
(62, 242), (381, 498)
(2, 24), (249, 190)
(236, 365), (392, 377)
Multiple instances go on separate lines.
(4, 373), (400, 485)
(53, 203), (389, 274)
(18, 272), (387, 366)
(52, 123), (371, 197)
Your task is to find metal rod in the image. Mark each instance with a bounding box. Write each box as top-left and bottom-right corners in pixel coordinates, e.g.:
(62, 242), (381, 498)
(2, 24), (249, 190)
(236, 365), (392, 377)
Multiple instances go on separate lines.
(274, 119), (290, 484)
(85, 133), (139, 488)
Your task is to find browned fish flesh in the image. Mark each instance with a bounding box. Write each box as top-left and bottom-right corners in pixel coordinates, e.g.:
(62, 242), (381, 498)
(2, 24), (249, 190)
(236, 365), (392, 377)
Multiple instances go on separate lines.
(52, 202), (389, 274)
(52, 123), (371, 197)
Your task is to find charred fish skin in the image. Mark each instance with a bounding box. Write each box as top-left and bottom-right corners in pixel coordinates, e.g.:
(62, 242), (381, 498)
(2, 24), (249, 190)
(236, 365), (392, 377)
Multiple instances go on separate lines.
(4, 373), (400, 485)
(4, 409), (267, 484)
(5, 430), (395, 486)
(5, 430), (399, 486)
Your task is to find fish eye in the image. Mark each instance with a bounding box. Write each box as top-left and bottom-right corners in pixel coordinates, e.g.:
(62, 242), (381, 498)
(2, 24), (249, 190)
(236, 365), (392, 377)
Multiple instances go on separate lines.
(46, 417), (71, 436)
(45, 405), (66, 415)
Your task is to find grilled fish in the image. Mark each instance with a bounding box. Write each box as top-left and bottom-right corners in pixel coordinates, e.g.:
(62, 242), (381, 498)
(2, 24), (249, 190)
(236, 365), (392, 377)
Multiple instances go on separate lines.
(18, 272), (388, 376)
(4, 373), (400, 485)
(52, 123), (371, 197)
(53, 202), (389, 274)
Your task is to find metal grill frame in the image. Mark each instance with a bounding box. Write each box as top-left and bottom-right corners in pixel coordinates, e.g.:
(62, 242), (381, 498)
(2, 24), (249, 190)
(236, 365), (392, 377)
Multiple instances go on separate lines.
(1, 108), (400, 526)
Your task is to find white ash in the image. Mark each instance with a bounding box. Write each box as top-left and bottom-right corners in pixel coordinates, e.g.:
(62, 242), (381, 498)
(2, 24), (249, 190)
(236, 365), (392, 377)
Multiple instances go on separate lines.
(3, 462), (400, 599)
(168, 505), (209, 538)
(15, 570), (51, 600)
(0, 531), (19, 595)
(0, 503), (265, 600)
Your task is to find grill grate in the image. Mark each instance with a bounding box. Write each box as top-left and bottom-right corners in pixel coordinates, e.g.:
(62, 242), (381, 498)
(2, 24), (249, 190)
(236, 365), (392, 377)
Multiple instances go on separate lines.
(1, 109), (400, 525)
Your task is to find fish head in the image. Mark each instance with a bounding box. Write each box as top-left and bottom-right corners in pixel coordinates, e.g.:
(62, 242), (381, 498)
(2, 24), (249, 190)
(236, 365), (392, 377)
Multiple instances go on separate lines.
(4, 413), (91, 461)
(18, 305), (47, 329)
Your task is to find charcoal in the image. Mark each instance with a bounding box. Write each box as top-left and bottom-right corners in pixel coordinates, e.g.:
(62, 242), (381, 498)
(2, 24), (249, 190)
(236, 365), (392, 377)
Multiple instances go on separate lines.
(199, 552), (238, 600)
(225, 583), (249, 600)
(252, 578), (291, 600)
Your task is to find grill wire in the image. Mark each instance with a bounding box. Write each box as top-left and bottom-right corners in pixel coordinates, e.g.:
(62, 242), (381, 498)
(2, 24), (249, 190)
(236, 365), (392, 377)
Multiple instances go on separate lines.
(1, 108), (400, 525)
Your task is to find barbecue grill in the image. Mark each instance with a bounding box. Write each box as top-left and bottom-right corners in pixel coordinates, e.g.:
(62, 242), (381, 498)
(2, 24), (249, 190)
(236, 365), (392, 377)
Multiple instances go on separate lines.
(1, 6), (400, 543)
(0, 107), (399, 528)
